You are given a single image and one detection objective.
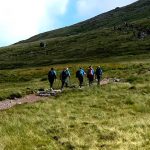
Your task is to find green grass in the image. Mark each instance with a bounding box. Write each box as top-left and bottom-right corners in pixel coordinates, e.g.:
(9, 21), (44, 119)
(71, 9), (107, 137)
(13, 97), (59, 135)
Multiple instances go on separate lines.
(0, 79), (150, 149)
(0, 61), (150, 100)
(0, 60), (150, 149)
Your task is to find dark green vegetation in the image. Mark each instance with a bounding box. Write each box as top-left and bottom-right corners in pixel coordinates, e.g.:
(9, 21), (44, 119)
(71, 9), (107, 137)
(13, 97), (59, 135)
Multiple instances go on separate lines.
(0, 0), (150, 69)
(17, 0), (150, 42)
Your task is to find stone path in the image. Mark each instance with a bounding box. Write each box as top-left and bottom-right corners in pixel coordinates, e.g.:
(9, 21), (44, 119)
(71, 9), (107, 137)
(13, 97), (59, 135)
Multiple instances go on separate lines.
(0, 94), (44, 111)
(0, 78), (115, 111)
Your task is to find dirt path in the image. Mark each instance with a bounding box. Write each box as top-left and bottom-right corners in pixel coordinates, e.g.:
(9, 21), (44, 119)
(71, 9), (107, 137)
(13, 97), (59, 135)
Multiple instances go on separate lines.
(100, 78), (110, 85)
(0, 78), (113, 111)
(0, 94), (45, 111)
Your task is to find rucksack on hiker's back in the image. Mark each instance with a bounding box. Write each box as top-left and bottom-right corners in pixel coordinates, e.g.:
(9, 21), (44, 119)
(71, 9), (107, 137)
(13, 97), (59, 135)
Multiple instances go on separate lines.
(48, 70), (56, 78)
(96, 68), (102, 76)
(76, 70), (82, 78)
(87, 69), (94, 77)
(62, 70), (68, 78)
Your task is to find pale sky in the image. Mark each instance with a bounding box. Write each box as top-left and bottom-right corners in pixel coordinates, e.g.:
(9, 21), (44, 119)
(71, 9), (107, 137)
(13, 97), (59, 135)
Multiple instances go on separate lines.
(0, 0), (138, 47)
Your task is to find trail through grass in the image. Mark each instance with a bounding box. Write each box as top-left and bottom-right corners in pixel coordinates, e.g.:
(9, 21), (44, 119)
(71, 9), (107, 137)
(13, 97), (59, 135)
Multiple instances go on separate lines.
(0, 61), (150, 149)
(0, 83), (150, 149)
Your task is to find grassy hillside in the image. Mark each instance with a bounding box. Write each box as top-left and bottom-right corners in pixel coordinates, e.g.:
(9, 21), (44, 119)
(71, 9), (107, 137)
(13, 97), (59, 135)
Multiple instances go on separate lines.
(0, 0), (150, 69)
(0, 27), (150, 69)
(17, 0), (150, 43)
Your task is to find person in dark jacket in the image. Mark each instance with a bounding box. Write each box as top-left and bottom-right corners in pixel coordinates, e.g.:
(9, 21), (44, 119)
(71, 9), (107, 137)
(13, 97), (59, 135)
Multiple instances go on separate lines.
(60, 68), (70, 90)
(95, 66), (103, 85)
(48, 68), (56, 90)
(76, 68), (86, 88)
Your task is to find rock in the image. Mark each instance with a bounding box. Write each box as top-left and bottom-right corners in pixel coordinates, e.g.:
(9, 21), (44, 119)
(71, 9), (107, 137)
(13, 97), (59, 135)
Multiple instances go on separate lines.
(113, 78), (120, 82)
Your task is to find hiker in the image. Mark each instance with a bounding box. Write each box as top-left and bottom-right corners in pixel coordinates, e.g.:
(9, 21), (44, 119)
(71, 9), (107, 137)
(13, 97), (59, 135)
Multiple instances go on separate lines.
(95, 66), (103, 85)
(76, 67), (86, 88)
(60, 68), (70, 90)
(48, 68), (57, 90)
(40, 41), (47, 48)
(87, 66), (94, 86)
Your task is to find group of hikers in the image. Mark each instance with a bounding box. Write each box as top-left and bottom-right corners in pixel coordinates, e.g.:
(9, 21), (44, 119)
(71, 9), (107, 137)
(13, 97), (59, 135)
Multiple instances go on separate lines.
(48, 66), (103, 90)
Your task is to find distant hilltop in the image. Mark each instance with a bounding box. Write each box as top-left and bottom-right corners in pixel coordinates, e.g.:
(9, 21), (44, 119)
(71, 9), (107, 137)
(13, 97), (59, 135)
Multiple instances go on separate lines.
(16, 0), (150, 44)
(0, 0), (150, 69)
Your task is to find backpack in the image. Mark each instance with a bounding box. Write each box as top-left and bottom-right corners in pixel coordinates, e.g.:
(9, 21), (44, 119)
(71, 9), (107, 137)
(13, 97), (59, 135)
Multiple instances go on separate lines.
(87, 68), (94, 78)
(88, 68), (94, 76)
(62, 70), (68, 79)
(96, 68), (102, 76)
(76, 70), (82, 78)
(48, 70), (56, 78)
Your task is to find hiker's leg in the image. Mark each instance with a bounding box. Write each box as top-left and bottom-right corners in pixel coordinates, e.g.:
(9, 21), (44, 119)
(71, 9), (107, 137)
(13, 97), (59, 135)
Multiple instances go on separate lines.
(79, 79), (82, 87)
(50, 82), (52, 88)
(61, 80), (65, 90)
(50, 79), (55, 89)
(80, 77), (83, 87)
(65, 82), (68, 87)
(89, 77), (93, 86)
(97, 76), (100, 85)
(99, 76), (102, 85)
(65, 78), (68, 87)
(78, 78), (80, 87)
(92, 76), (94, 84)
(49, 81), (51, 89)
(49, 80), (52, 89)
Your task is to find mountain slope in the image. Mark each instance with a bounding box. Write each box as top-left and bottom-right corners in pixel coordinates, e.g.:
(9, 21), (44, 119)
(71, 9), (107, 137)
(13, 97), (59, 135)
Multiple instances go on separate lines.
(0, 0), (150, 69)
(17, 0), (150, 44)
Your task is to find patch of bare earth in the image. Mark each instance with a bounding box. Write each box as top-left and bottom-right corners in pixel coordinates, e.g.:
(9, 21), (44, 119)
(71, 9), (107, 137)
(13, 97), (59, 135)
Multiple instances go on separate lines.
(0, 94), (44, 111)
(0, 78), (120, 111)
